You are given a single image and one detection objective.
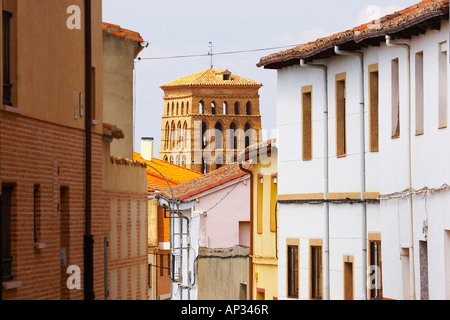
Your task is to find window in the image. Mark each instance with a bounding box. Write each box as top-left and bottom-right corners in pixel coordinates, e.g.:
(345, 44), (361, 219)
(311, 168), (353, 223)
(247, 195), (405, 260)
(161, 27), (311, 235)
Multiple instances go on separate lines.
(246, 102), (252, 115)
(287, 241), (299, 299)
(201, 157), (208, 174)
(343, 255), (354, 300)
(245, 123), (252, 148)
(230, 123), (238, 150)
(369, 64), (379, 152)
(223, 102), (228, 115)
(235, 102), (240, 115)
(214, 122), (223, 149)
(439, 42), (448, 129)
(201, 122), (207, 150)
(167, 103), (170, 116)
(199, 101), (205, 114)
(369, 237), (383, 300)
(164, 122), (170, 149)
(419, 240), (429, 300)
(257, 175), (263, 234)
(181, 102), (184, 115)
(33, 185), (41, 243)
(171, 121), (176, 148)
(216, 155), (223, 169)
(3, 11), (12, 106)
(302, 86), (313, 161)
(392, 58), (400, 138)
(445, 230), (450, 299)
(211, 102), (216, 115)
(2, 184), (14, 281)
(310, 243), (323, 300)
(336, 73), (347, 157)
(182, 122), (188, 149)
(270, 175), (277, 233)
(415, 51), (424, 135)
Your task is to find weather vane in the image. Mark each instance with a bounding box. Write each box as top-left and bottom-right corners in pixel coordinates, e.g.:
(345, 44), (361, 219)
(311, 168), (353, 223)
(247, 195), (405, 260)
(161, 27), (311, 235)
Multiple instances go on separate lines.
(208, 42), (214, 69)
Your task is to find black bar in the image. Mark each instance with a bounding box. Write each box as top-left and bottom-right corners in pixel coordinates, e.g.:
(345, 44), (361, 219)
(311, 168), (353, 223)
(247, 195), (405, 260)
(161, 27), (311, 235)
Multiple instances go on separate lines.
(84, 0), (94, 301)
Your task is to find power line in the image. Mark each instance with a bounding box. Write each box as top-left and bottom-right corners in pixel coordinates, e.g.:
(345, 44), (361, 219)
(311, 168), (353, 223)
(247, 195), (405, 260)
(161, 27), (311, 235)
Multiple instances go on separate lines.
(137, 43), (302, 61)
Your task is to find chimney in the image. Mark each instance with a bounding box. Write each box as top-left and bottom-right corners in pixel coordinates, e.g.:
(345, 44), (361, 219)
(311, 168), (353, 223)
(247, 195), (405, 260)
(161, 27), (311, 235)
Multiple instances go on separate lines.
(141, 137), (154, 161)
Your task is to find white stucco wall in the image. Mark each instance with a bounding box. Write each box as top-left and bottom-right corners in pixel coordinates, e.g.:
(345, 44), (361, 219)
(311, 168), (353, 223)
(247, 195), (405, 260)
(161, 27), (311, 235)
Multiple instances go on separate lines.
(275, 20), (450, 300)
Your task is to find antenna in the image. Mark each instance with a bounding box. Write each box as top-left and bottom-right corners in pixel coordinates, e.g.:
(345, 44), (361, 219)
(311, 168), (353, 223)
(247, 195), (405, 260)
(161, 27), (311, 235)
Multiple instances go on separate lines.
(208, 42), (214, 68)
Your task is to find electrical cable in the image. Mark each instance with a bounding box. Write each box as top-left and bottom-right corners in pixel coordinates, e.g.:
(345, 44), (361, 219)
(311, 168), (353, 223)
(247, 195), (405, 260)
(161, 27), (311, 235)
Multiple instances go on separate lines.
(136, 43), (303, 61)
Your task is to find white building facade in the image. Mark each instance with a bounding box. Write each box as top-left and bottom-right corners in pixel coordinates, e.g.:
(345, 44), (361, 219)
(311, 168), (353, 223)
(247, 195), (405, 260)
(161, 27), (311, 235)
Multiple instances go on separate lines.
(258, 0), (450, 300)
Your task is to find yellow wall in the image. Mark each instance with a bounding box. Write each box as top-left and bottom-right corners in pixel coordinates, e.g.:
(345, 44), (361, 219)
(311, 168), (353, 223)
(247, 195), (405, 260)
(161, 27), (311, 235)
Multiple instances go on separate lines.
(252, 148), (278, 300)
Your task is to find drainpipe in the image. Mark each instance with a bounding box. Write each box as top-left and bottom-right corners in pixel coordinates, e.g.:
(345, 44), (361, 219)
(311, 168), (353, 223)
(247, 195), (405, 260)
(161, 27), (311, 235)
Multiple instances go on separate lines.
(385, 35), (415, 300)
(239, 164), (253, 300)
(334, 46), (367, 300)
(83, 0), (95, 301)
(300, 59), (330, 300)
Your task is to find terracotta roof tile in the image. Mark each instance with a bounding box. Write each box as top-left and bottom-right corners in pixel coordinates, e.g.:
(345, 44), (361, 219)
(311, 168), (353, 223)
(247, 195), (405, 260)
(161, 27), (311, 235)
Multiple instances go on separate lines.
(161, 68), (262, 88)
(258, 0), (449, 68)
(102, 22), (144, 43)
(133, 152), (202, 192)
(161, 163), (252, 201)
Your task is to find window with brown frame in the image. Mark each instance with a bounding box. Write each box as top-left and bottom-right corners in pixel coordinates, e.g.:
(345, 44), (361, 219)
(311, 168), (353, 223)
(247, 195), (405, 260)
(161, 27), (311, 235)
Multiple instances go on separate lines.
(369, 239), (383, 300)
(392, 58), (400, 138)
(336, 73), (347, 157)
(439, 42), (448, 129)
(302, 86), (313, 161)
(270, 176), (277, 233)
(287, 244), (299, 299)
(1, 184), (14, 281)
(310, 245), (323, 300)
(33, 185), (41, 243)
(415, 51), (424, 135)
(3, 11), (13, 106)
(257, 175), (263, 234)
(369, 64), (379, 152)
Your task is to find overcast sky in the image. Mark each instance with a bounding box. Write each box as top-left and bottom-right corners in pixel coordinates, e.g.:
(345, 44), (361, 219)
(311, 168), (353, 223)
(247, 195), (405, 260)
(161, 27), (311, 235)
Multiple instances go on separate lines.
(102, 0), (419, 155)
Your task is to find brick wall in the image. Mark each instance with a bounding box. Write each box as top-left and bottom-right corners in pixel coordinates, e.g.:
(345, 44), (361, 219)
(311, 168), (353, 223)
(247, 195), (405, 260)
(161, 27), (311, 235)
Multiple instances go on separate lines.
(1, 111), (106, 300)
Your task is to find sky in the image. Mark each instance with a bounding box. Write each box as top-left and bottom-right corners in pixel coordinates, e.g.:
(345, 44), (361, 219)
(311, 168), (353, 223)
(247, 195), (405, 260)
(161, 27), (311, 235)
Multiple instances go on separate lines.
(102, 0), (420, 155)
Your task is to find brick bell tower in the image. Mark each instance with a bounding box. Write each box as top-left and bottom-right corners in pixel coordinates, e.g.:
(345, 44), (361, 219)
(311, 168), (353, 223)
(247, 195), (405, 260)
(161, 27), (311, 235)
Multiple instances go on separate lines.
(159, 68), (263, 174)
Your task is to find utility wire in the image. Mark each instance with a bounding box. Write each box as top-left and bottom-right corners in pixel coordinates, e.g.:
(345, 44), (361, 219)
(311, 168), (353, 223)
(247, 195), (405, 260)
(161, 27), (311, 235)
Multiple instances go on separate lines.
(137, 43), (302, 61)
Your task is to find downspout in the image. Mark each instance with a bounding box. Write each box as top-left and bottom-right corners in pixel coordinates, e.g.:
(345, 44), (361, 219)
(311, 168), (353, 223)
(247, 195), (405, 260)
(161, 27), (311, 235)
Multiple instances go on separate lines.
(300, 59), (330, 300)
(385, 35), (415, 300)
(334, 46), (367, 300)
(83, 0), (95, 301)
(239, 164), (253, 300)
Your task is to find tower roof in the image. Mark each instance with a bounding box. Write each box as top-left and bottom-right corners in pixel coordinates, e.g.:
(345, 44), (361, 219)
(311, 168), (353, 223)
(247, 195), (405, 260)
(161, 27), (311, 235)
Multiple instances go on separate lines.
(161, 68), (263, 89)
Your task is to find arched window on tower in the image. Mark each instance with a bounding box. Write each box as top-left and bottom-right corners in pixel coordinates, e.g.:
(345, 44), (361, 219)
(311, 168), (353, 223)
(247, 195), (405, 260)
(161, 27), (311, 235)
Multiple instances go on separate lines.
(216, 155), (223, 170)
(201, 122), (207, 150)
(177, 121), (182, 149)
(183, 122), (188, 149)
(186, 102), (190, 114)
(171, 121), (176, 149)
(176, 102), (179, 115)
(182, 155), (187, 168)
(171, 102), (175, 116)
(215, 122), (223, 149)
(223, 102), (228, 115)
(165, 122), (170, 149)
(163, 155), (168, 162)
(246, 102), (252, 115)
(201, 157), (208, 174)
(245, 122), (252, 148)
(211, 102), (217, 115)
(167, 103), (170, 116)
(176, 155), (180, 166)
(181, 102), (185, 115)
(199, 101), (205, 114)
(235, 102), (240, 115)
(230, 122), (237, 150)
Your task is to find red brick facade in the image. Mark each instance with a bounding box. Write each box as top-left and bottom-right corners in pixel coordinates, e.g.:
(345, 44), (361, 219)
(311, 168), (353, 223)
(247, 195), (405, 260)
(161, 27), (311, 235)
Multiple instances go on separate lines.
(0, 111), (105, 299)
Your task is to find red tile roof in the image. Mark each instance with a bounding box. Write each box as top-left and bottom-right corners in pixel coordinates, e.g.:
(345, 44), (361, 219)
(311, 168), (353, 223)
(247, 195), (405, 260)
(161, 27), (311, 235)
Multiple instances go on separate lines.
(102, 22), (144, 43)
(133, 152), (202, 192)
(258, 0), (449, 69)
(161, 68), (262, 88)
(162, 163), (252, 201)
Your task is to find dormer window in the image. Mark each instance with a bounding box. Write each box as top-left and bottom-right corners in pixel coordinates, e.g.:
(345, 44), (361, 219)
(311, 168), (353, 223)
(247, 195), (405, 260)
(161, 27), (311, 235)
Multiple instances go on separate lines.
(223, 74), (231, 81)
